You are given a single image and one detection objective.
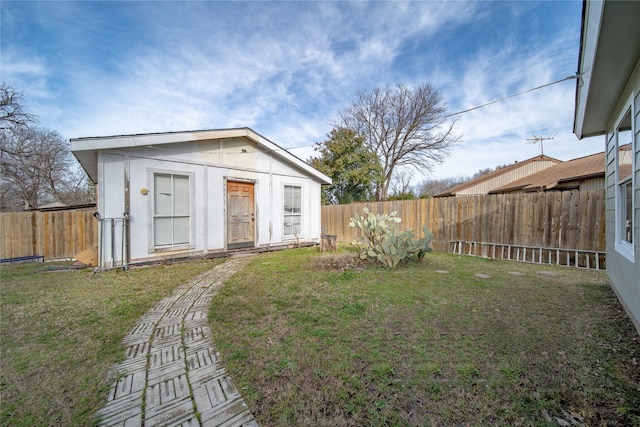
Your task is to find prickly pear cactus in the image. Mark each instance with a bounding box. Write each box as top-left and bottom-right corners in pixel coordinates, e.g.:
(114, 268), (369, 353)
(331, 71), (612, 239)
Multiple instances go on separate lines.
(348, 208), (433, 268)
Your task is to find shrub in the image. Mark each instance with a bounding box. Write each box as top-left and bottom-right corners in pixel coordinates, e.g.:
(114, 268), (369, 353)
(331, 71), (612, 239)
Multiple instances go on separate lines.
(348, 208), (433, 268)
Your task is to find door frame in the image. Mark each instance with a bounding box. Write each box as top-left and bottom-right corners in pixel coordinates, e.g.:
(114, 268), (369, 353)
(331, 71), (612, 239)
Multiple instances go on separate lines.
(224, 178), (257, 250)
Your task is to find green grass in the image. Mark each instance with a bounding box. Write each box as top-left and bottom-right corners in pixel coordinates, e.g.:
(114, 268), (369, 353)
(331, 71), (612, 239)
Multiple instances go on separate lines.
(209, 247), (640, 426)
(2, 249), (639, 426)
(0, 259), (221, 427)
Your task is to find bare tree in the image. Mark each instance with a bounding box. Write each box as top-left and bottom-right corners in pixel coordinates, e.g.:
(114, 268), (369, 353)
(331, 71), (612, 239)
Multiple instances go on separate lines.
(416, 176), (467, 198)
(1, 84), (36, 158)
(388, 169), (414, 198)
(0, 126), (90, 210)
(1, 84), (34, 129)
(335, 83), (459, 200)
(0, 85), (94, 211)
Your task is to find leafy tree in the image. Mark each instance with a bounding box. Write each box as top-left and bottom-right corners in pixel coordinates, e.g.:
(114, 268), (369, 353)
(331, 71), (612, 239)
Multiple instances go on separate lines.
(387, 191), (416, 201)
(309, 127), (382, 205)
(335, 83), (459, 200)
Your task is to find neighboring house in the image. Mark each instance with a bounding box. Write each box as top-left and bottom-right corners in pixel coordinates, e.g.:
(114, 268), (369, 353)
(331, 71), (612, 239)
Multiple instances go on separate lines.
(574, 0), (640, 333)
(435, 155), (562, 196)
(71, 128), (331, 267)
(489, 151), (613, 193)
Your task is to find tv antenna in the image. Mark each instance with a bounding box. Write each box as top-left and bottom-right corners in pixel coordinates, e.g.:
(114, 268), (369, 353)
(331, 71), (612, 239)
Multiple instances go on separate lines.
(526, 135), (554, 156)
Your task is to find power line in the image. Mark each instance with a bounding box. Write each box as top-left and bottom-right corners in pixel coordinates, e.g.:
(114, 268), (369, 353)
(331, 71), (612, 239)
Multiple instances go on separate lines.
(195, 75), (581, 155)
(445, 74), (580, 118)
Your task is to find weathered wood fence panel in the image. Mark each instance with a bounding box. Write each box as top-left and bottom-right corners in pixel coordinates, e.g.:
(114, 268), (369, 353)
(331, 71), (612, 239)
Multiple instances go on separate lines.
(0, 211), (98, 261)
(321, 190), (606, 253)
(1, 190), (605, 263)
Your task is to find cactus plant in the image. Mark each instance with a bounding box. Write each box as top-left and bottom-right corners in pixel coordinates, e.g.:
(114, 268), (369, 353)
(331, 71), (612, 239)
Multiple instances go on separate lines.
(348, 208), (433, 268)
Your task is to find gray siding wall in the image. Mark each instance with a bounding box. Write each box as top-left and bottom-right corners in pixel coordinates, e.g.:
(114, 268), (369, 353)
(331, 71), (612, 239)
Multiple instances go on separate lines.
(605, 71), (640, 334)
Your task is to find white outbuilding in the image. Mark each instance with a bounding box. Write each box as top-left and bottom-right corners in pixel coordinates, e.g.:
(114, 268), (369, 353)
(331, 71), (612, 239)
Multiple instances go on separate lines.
(71, 128), (331, 268)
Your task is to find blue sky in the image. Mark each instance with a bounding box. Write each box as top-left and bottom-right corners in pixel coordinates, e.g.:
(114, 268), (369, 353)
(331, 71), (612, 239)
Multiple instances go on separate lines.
(1, 0), (603, 181)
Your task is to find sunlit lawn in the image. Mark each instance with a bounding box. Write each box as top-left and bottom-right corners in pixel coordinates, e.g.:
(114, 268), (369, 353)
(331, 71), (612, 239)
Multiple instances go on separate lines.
(0, 259), (221, 427)
(209, 248), (640, 426)
(2, 248), (639, 426)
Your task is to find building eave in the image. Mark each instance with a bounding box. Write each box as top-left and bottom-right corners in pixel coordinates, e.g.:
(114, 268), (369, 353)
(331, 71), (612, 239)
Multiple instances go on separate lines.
(71, 127), (332, 185)
(574, 0), (640, 139)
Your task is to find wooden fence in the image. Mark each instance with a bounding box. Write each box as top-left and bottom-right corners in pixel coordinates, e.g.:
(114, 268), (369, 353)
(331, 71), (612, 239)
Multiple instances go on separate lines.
(321, 190), (606, 265)
(0, 210), (98, 261)
(0, 190), (606, 265)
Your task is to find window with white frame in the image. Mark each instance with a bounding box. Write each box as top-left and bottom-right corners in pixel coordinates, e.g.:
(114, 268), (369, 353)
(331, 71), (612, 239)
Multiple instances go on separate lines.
(283, 185), (301, 236)
(615, 108), (634, 250)
(154, 173), (190, 247)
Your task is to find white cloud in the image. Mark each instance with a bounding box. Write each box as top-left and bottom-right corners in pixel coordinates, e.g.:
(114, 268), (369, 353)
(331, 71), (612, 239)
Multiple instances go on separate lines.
(422, 13), (593, 181)
(2, 0), (599, 185)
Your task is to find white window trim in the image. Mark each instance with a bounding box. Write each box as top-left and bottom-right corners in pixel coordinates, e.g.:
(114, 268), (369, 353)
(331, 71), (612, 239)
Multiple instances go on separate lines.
(147, 169), (196, 253)
(613, 98), (635, 263)
(282, 184), (303, 239)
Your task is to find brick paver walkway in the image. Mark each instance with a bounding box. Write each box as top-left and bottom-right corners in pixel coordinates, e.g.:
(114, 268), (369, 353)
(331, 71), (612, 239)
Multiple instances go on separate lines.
(97, 258), (258, 427)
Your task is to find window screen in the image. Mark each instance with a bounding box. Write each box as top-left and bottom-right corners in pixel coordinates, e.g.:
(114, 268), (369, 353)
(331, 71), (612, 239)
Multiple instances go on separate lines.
(283, 185), (301, 236)
(154, 174), (190, 246)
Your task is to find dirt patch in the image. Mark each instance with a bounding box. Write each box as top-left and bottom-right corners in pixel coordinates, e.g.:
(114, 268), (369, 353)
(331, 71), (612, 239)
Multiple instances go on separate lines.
(310, 253), (370, 271)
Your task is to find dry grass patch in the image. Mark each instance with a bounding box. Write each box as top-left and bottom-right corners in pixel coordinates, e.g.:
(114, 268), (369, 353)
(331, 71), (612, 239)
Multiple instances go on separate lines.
(209, 248), (640, 426)
(310, 252), (369, 271)
(1, 259), (221, 426)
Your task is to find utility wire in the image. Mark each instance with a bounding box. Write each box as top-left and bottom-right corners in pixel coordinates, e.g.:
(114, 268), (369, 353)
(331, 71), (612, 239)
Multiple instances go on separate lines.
(445, 74), (579, 118)
(196, 75), (581, 154)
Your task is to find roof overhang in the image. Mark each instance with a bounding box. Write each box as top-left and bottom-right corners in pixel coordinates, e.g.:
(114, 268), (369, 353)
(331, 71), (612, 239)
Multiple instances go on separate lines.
(556, 171), (604, 183)
(71, 127), (332, 185)
(574, 0), (640, 139)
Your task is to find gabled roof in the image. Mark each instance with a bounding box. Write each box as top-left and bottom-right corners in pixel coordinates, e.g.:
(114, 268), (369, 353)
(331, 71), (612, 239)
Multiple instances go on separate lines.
(489, 151), (605, 193)
(574, 0), (640, 139)
(71, 127), (331, 185)
(435, 155), (562, 197)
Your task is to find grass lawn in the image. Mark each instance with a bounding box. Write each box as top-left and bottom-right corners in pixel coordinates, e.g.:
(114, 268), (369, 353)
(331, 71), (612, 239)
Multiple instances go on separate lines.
(0, 259), (221, 427)
(209, 248), (640, 426)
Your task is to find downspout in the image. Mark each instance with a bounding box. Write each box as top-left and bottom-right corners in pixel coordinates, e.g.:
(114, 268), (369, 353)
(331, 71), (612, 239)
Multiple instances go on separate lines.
(97, 152), (105, 268)
(269, 151), (273, 247)
(202, 165), (209, 255)
(123, 154), (130, 267)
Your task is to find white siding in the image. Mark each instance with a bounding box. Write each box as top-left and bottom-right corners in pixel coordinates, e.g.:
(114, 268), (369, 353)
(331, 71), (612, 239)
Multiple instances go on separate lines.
(96, 135), (323, 265)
